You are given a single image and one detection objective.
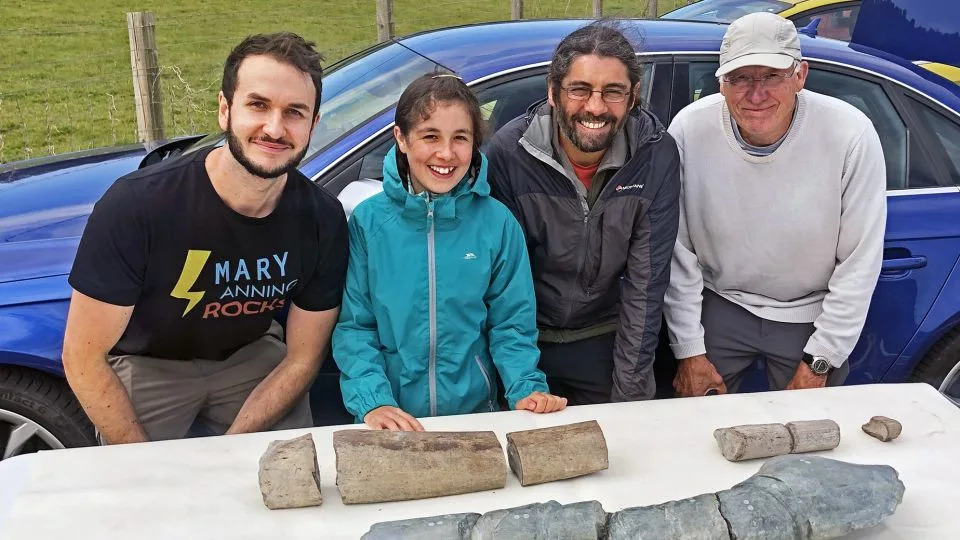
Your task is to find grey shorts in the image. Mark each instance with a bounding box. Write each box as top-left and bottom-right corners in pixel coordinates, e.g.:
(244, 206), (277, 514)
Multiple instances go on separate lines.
(105, 321), (312, 442)
(702, 289), (849, 392)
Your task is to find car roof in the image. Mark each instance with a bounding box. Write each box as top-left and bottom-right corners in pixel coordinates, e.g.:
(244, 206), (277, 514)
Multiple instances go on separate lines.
(782, 0), (845, 9)
(398, 19), (960, 111)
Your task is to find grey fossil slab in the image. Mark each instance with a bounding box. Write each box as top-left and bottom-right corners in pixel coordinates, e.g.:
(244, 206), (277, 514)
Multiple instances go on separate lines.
(752, 455), (905, 539)
(607, 493), (728, 540)
(361, 513), (480, 540)
(361, 456), (904, 540)
(470, 501), (607, 540)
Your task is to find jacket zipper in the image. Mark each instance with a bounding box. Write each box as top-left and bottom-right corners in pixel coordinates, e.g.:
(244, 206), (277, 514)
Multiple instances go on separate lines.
(427, 200), (438, 417)
(474, 354), (495, 411)
(520, 114), (663, 324)
(572, 136), (660, 298)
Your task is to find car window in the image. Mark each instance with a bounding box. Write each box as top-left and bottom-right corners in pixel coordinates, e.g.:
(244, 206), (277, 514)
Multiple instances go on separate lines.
(350, 75), (548, 185)
(907, 98), (960, 185)
(681, 62), (907, 190)
(689, 62), (721, 103)
(804, 69), (907, 189)
(305, 44), (446, 157)
(476, 75), (548, 143)
(792, 6), (861, 42)
(183, 42), (443, 158)
(661, 0), (791, 22)
(335, 64), (655, 194)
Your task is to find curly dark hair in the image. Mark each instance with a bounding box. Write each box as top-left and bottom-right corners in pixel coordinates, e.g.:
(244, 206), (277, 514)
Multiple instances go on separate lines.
(548, 21), (645, 109)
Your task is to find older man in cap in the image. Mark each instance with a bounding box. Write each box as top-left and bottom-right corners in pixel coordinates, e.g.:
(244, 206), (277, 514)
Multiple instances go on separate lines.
(663, 12), (886, 397)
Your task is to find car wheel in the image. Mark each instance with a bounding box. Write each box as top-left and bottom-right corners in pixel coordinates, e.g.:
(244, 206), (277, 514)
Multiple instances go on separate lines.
(0, 365), (96, 460)
(909, 327), (960, 407)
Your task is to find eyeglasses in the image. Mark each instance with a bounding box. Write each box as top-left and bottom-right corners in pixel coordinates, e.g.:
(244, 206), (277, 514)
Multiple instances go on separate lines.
(560, 86), (629, 103)
(722, 66), (799, 91)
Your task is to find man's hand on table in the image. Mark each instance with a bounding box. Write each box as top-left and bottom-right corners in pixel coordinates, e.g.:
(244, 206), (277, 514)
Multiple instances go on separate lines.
(785, 362), (828, 390)
(364, 406), (424, 432)
(515, 391), (567, 414)
(674, 354), (727, 397)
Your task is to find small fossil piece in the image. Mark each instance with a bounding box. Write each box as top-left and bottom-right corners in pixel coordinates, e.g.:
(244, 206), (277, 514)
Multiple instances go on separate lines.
(786, 419), (842, 454)
(862, 416), (902, 442)
(714, 423), (794, 461)
(258, 433), (322, 510)
(714, 420), (840, 462)
(506, 420), (609, 486)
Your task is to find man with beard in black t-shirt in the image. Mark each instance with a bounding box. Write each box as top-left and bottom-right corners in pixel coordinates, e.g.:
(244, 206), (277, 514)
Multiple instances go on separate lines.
(62, 32), (348, 444)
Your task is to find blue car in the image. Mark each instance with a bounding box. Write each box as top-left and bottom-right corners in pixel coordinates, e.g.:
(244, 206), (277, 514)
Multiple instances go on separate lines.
(2, 12), (960, 460)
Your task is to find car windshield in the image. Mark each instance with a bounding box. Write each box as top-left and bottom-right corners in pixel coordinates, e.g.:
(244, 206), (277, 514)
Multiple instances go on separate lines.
(661, 0), (791, 22)
(184, 42), (443, 158)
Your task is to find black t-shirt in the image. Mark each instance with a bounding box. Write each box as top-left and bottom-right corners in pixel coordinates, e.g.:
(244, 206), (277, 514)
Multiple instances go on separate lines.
(69, 147), (348, 360)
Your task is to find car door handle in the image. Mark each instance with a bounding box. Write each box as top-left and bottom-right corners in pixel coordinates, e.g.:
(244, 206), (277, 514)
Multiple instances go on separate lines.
(881, 256), (927, 273)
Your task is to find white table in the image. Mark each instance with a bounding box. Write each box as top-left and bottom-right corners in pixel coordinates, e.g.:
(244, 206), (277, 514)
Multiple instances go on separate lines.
(0, 383), (957, 539)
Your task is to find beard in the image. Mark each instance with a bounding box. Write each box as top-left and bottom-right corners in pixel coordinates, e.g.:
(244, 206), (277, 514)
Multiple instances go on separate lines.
(226, 118), (309, 180)
(556, 106), (624, 154)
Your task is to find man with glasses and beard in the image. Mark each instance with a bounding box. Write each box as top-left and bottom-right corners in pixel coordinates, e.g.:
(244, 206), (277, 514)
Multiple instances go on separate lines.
(62, 33), (348, 444)
(487, 22), (681, 404)
(664, 13), (885, 397)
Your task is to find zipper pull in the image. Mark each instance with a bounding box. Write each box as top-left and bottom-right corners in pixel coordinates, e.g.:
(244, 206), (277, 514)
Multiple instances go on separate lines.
(427, 200), (434, 220)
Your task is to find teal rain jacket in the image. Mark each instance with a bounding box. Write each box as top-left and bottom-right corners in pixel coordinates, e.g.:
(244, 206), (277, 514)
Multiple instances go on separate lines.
(332, 145), (548, 422)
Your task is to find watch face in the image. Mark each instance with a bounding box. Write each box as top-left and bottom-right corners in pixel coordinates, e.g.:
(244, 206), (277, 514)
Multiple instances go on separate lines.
(812, 358), (831, 375)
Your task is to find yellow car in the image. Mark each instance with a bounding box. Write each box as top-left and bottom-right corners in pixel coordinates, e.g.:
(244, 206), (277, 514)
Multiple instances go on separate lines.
(662, 0), (960, 84)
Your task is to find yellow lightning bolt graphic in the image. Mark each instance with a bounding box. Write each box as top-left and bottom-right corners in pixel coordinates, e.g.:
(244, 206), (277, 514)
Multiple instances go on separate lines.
(170, 250), (211, 317)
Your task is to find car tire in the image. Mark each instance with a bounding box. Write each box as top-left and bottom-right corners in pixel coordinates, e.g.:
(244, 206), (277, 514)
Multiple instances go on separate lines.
(909, 327), (960, 403)
(0, 365), (96, 459)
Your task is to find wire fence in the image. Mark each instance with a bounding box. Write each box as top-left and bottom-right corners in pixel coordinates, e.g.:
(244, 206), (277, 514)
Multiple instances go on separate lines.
(0, 0), (690, 165)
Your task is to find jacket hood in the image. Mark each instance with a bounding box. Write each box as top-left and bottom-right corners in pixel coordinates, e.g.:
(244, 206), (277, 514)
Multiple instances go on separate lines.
(381, 144), (490, 221)
(521, 99), (665, 156)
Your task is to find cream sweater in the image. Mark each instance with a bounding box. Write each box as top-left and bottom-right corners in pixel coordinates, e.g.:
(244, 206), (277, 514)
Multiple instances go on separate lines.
(664, 90), (886, 367)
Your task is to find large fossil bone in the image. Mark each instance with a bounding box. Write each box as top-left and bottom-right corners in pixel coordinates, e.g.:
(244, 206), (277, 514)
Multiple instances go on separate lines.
(333, 429), (506, 504)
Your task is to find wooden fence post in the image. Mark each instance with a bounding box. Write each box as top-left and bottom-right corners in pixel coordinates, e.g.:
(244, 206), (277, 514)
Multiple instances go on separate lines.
(511, 0), (523, 20)
(647, 0), (659, 18)
(593, 0), (603, 18)
(377, 0), (394, 42)
(126, 11), (164, 143)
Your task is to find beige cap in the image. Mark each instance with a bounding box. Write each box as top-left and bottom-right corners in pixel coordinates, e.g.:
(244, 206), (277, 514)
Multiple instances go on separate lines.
(715, 12), (802, 77)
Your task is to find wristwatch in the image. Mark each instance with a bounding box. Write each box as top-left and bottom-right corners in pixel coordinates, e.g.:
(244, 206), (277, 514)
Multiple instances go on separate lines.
(802, 353), (834, 376)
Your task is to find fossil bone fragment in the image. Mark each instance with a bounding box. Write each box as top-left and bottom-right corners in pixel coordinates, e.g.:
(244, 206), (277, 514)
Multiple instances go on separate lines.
(714, 419), (840, 461)
(258, 434), (322, 510)
(861, 416), (902, 442)
(333, 429), (506, 504)
(506, 420), (609, 486)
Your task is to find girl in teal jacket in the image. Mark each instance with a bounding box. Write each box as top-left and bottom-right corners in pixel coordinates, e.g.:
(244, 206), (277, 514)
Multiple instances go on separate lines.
(332, 73), (566, 430)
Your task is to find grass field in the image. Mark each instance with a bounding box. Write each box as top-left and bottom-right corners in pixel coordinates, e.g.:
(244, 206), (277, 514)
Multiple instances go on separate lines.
(0, 0), (689, 164)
